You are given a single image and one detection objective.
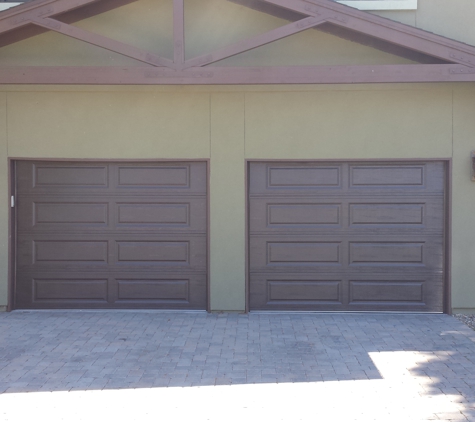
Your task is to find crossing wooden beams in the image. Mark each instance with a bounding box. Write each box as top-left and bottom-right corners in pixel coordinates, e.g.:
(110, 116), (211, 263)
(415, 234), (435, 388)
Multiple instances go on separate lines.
(1, 0), (475, 84)
(30, 17), (175, 68)
(262, 0), (475, 67)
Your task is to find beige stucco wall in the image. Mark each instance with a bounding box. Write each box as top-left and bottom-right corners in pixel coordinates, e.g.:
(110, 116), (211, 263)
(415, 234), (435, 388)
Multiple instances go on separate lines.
(452, 87), (475, 314)
(0, 84), (474, 312)
(0, 0), (475, 312)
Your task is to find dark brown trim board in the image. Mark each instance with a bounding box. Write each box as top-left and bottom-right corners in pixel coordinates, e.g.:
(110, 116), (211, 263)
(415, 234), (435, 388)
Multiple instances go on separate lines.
(444, 159), (452, 314)
(11, 158), (210, 311)
(245, 159), (250, 313)
(246, 159), (450, 313)
(7, 159), (15, 312)
(206, 159), (211, 313)
(1, 65), (475, 85)
(1, 0), (475, 84)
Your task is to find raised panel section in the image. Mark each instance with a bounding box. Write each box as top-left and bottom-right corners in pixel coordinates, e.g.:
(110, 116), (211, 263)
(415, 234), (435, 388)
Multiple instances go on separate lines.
(350, 165), (424, 187)
(118, 166), (189, 188)
(349, 242), (423, 265)
(34, 241), (108, 263)
(117, 203), (189, 226)
(268, 242), (340, 265)
(33, 279), (108, 301)
(34, 165), (108, 187)
(268, 280), (341, 303)
(117, 279), (189, 302)
(268, 166), (340, 188)
(350, 203), (424, 226)
(117, 241), (189, 263)
(34, 202), (108, 225)
(268, 204), (340, 226)
(349, 281), (424, 303)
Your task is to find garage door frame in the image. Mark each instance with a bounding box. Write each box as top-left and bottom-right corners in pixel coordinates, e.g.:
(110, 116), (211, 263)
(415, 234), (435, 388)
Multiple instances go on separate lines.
(8, 158), (211, 312)
(245, 159), (452, 314)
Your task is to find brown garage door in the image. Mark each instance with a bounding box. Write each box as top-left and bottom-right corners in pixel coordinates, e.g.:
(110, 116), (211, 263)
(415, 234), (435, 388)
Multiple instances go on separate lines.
(249, 161), (446, 312)
(15, 161), (207, 310)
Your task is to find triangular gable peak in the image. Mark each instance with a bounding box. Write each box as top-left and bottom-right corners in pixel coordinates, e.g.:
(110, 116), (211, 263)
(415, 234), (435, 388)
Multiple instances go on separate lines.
(0, 0), (475, 84)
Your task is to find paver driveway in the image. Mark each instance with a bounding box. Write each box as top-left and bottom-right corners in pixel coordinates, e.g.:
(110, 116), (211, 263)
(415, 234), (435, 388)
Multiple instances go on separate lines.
(0, 311), (475, 421)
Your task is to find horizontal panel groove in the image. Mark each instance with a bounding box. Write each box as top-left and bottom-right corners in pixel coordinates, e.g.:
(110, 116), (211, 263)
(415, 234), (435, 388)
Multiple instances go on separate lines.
(249, 270), (444, 275)
(18, 232), (207, 236)
(18, 269), (208, 274)
(18, 193), (208, 198)
(249, 232), (444, 236)
(249, 194), (444, 199)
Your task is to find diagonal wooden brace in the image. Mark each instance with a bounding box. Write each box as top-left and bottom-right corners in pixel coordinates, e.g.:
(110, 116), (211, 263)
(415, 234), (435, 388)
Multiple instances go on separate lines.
(30, 17), (175, 68)
(183, 15), (327, 69)
(262, 0), (475, 67)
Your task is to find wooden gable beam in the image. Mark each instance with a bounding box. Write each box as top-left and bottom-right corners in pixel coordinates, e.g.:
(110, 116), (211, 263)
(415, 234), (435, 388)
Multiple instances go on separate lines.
(30, 17), (174, 68)
(183, 15), (327, 69)
(173, 0), (185, 66)
(261, 0), (475, 67)
(0, 0), (99, 34)
(1, 0), (475, 85)
(1, 63), (475, 84)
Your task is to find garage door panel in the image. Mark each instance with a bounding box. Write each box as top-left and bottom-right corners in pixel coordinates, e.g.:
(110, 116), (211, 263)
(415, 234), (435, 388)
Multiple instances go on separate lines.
(112, 162), (207, 194)
(249, 161), (445, 312)
(114, 197), (206, 231)
(113, 274), (207, 309)
(348, 162), (444, 192)
(348, 277), (443, 312)
(32, 201), (109, 227)
(16, 271), (207, 310)
(250, 199), (343, 232)
(15, 273), (111, 308)
(250, 236), (443, 272)
(115, 237), (206, 269)
(17, 235), (206, 271)
(349, 239), (443, 269)
(17, 162), (109, 193)
(33, 278), (109, 302)
(250, 197), (444, 234)
(19, 196), (207, 233)
(250, 275), (345, 311)
(17, 162), (207, 195)
(15, 161), (208, 310)
(350, 164), (425, 187)
(249, 163), (347, 195)
(250, 237), (345, 269)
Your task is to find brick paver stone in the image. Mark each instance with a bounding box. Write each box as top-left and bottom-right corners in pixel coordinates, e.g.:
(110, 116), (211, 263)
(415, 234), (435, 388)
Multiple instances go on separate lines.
(0, 311), (474, 421)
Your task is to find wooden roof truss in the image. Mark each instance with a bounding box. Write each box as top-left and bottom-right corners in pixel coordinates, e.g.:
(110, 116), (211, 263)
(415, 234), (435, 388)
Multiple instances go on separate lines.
(1, 0), (475, 84)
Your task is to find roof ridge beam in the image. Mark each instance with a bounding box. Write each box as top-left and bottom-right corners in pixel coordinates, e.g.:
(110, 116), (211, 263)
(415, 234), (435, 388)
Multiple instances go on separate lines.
(31, 17), (175, 68)
(262, 0), (475, 67)
(183, 15), (327, 69)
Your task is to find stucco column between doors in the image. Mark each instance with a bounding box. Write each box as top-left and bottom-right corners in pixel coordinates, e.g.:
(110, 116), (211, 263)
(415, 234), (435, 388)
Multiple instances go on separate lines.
(210, 93), (246, 311)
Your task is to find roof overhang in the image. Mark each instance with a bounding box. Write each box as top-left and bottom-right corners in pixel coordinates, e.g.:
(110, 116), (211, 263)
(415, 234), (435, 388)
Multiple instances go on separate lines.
(0, 0), (474, 84)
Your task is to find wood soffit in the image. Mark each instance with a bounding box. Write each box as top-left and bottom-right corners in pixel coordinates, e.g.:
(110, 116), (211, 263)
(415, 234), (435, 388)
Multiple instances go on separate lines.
(0, 0), (475, 84)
